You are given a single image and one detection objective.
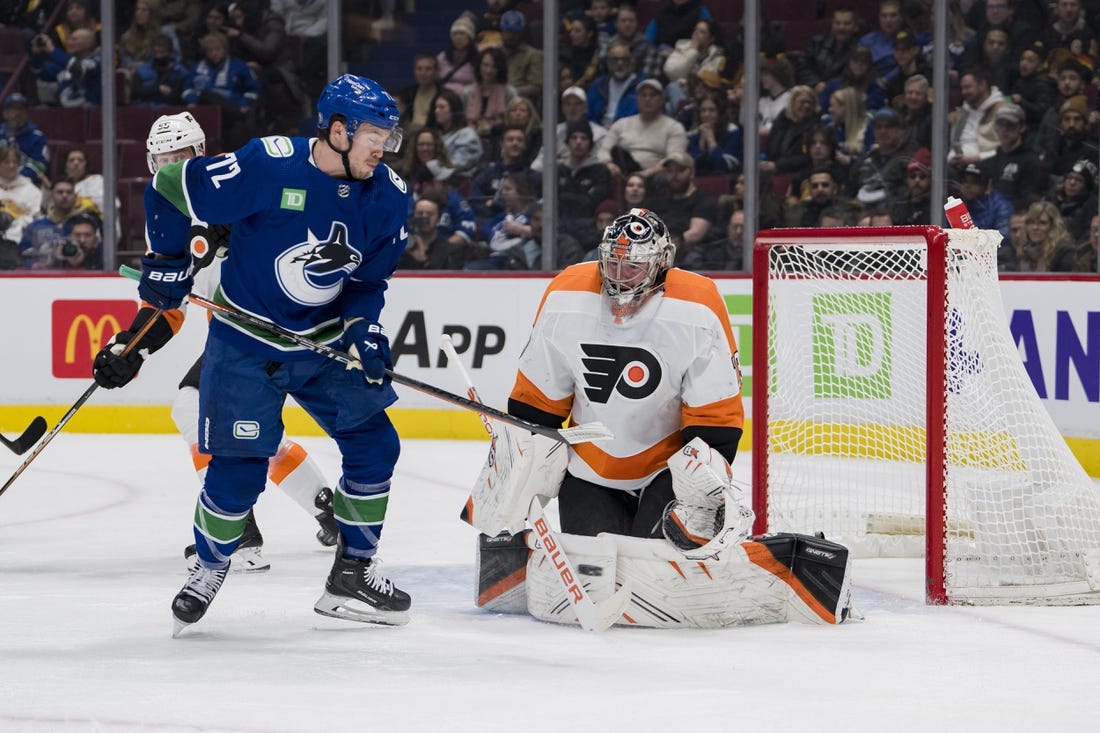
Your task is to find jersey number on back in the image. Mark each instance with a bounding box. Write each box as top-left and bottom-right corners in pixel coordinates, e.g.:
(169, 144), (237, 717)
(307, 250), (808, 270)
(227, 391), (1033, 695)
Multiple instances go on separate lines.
(207, 154), (241, 189)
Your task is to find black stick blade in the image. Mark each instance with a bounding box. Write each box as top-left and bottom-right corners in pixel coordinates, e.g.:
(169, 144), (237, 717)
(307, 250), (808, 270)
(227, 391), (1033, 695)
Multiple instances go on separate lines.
(0, 416), (48, 455)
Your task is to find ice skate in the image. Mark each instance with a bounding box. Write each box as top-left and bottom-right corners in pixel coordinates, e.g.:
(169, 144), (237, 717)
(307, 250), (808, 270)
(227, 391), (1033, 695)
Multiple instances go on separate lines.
(184, 509), (269, 573)
(313, 550), (411, 626)
(171, 562), (229, 637)
(314, 488), (338, 547)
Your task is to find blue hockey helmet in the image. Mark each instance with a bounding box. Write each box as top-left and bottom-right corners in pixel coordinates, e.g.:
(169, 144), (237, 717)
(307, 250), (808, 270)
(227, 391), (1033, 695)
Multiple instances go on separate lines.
(316, 74), (403, 152)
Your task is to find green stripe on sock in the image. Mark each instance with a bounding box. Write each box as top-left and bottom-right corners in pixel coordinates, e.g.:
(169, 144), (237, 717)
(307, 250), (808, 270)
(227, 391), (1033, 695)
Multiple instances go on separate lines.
(334, 490), (389, 524)
(193, 502), (248, 542)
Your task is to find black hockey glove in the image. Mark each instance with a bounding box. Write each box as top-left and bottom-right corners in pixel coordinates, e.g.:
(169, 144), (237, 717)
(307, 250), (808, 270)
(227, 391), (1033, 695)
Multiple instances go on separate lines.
(343, 317), (391, 388)
(189, 223), (230, 272)
(92, 307), (177, 389)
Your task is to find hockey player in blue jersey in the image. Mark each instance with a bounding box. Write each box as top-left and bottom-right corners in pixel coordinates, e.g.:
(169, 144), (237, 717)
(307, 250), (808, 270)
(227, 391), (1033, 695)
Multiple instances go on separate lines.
(92, 75), (413, 634)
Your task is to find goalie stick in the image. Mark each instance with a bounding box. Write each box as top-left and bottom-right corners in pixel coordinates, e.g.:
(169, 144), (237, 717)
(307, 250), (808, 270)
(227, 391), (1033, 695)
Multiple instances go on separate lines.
(1, 309), (165, 499)
(440, 335), (632, 632)
(0, 417), (47, 455)
(118, 265), (612, 446)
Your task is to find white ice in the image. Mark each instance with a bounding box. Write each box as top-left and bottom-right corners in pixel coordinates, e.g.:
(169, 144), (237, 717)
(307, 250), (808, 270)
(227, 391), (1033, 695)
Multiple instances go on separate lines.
(1, 434), (1098, 732)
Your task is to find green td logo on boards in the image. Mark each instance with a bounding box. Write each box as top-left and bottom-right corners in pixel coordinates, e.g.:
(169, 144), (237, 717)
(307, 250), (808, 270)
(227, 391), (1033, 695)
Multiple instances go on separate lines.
(812, 292), (892, 399)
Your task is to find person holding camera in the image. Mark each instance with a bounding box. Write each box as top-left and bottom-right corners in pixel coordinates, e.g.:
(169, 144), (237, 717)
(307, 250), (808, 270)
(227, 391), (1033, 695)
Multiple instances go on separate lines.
(53, 214), (102, 270)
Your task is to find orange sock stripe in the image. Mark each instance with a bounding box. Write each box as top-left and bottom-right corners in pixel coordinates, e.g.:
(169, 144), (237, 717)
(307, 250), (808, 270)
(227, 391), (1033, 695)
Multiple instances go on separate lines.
(268, 440), (308, 484)
(190, 443), (211, 472)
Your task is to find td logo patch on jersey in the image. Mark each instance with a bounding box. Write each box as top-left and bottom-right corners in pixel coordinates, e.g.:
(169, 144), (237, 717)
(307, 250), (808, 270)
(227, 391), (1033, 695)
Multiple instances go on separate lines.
(275, 221), (362, 306)
(579, 344), (663, 403)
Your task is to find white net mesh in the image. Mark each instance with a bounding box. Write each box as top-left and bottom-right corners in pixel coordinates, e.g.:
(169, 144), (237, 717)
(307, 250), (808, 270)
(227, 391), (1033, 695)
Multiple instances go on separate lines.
(758, 227), (1100, 605)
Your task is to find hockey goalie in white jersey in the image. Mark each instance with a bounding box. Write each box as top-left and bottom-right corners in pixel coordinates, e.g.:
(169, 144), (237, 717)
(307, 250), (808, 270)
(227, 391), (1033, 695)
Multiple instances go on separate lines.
(465, 208), (854, 628)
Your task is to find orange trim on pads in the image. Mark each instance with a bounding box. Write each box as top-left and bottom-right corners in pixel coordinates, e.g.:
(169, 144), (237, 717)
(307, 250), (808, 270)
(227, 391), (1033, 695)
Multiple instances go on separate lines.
(190, 443), (211, 472)
(477, 566), (527, 608)
(742, 543), (836, 623)
(268, 440), (308, 484)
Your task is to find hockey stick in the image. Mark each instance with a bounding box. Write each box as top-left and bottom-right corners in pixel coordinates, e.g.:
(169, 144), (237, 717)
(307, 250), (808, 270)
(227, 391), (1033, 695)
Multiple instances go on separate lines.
(1, 309), (165, 499)
(0, 417), (47, 455)
(440, 335), (631, 632)
(118, 266), (612, 445)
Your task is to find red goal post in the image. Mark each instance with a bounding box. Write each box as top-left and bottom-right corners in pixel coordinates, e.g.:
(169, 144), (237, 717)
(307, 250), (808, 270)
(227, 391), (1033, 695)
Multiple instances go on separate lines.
(751, 226), (1100, 605)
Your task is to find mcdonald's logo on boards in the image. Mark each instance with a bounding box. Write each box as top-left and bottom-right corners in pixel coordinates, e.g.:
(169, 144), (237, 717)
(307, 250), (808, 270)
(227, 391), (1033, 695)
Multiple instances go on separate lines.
(52, 300), (139, 378)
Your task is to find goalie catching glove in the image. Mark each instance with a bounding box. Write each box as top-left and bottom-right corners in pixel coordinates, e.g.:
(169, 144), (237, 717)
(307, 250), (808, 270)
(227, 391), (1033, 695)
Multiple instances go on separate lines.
(661, 437), (755, 560)
(92, 306), (181, 388)
(343, 317), (391, 387)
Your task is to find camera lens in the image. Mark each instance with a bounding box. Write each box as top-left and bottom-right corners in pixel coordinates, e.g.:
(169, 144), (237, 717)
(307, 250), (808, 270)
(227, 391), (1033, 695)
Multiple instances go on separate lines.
(61, 242), (78, 257)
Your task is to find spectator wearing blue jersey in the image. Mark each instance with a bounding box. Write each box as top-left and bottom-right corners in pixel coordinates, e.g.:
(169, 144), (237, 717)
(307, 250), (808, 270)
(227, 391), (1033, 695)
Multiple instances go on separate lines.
(859, 0), (908, 83)
(130, 33), (188, 106)
(183, 32), (261, 148)
(686, 89), (742, 175)
(93, 75), (414, 634)
(0, 94), (50, 185)
(587, 40), (642, 128)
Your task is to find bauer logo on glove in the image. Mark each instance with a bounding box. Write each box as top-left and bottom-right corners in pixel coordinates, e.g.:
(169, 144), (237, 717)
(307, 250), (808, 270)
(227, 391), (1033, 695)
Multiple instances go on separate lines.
(343, 318), (391, 386)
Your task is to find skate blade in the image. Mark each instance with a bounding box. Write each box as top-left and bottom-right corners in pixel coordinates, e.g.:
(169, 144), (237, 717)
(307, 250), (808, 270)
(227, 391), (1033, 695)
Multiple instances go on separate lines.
(171, 616), (190, 638)
(312, 591), (410, 626)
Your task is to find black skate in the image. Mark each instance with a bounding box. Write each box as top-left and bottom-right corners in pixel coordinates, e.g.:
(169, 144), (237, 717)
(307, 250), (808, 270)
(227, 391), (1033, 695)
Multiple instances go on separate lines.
(314, 488), (339, 547)
(171, 562), (229, 636)
(184, 509), (269, 573)
(313, 550), (411, 626)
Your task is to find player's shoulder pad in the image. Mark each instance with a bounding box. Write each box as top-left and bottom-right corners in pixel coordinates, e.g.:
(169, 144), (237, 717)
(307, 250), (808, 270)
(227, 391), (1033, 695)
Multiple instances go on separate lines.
(663, 267), (724, 305)
(549, 261), (602, 294)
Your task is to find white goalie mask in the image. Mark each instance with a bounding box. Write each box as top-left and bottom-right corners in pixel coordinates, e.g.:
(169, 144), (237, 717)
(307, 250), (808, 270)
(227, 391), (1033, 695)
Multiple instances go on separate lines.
(146, 112), (206, 174)
(597, 208), (675, 319)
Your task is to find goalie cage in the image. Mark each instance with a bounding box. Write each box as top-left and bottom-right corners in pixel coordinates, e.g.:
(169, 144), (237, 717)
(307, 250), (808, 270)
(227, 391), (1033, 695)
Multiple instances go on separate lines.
(752, 225), (1100, 606)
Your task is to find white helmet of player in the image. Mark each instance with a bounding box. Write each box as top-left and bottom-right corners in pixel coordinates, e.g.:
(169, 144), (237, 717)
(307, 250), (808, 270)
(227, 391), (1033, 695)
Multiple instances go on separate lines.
(146, 112), (206, 174)
(597, 208), (675, 319)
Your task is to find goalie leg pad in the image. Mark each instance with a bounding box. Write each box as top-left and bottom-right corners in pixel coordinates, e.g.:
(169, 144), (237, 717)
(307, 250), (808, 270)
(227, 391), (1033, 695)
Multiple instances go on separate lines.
(747, 533), (853, 625)
(468, 423), (566, 536)
(474, 530), (531, 613)
(525, 531), (619, 627)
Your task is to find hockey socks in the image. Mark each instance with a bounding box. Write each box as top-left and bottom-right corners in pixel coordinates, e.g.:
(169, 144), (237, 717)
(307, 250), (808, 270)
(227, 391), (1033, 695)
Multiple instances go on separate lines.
(191, 491), (252, 568)
(333, 476), (390, 560)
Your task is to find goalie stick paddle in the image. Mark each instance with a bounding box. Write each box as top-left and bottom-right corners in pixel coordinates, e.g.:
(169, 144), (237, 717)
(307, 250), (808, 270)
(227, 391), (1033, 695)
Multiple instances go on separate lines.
(440, 335), (632, 632)
(1, 309), (165, 499)
(118, 266), (612, 446)
(0, 417), (47, 455)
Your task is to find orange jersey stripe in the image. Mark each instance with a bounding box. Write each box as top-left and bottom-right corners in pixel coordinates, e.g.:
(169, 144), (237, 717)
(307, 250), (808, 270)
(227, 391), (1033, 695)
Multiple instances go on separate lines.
(268, 440), (309, 485)
(663, 270), (740, 354)
(572, 431), (681, 481)
(510, 370), (573, 421)
(683, 393), (745, 430)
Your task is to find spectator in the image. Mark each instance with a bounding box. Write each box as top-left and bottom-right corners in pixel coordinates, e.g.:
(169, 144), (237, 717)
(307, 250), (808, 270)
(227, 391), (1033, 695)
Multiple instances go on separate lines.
(797, 6), (862, 95)
(50, 0), (99, 48)
(883, 29), (931, 105)
(969, 0), (1040, 51)
(413, 167), (479, 249)
(400, 127), (454, 182)
(398, 195), (467, 270)
(818, 203), (861, 227)
(468, 172), (536, 269)
(948, 67), (1006, 172)
(55, 28), (103, 108)
(561, 16), (601, 89)
(556, 119), (613, 245)
(0, 144), (42, 245)
(1048, 158), (1098, 242)
(790, 123), (850, 201)
(473, 0), (514, 49)
(985, 103), (1043, 211)
(130, 32), (188, 107)
(28, 32), (69, 105)
(1010, 41), (1057, 135)
(1051, 213), (1097, 272)
(181, 3), (230, 65)
(1039, 0), (1096, 60)
(226, 0), (307, 134)
(118, 0), (180, 73)
(1039, 95), (1098, 182)
(622, 171), (650, 209)
(515, 201), (587, 270)
(499, 10), (542, 103)
(1034, 60), (1092, 163)
(532, 86), (607, 171)
(427, 88), (484, 178)
(757, 54), (794, 136)
(761, 85), (818, 177)
(653, 152), (716, 264)
(859, 0), (908, 82)
(663, 19), (726, 113)
(602, 4), (659, 80)
(826, 86), (869, 166)
(959, 163), (1014, 241)
(686, 89), (742, 176)
(463, 46), (516, 139)
(785, 165), (861, 227)
(890, 146), (932, 225)
(0, 94), (49, 184)
(820, 44), (887, 113)
(644, 0), (713, 56)
(18, 179), (96, 269)
(964, 27), (1014, 94)
(587, 0), (616, 43)
(52, 213), (101, 270)
(438, 15), (478, 94)
(271, 0), (328, 101)
(588, 40), (642, 128)
(396, 54), (443, 140)
(897, 73), (933, 150)
(1012, 200), (1073, 271)
(160, 0), (203, 53)
(849, 107), (917, 207)
(61, 147), (117, 237)
(598, 78), (688, 179)
(183, 33), (261, 150)
(468, 124), (540, 220)
(682, 207), (744, 271)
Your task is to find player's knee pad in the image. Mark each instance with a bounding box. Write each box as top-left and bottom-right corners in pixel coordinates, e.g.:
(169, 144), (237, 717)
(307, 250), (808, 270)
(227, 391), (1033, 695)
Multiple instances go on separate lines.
(171, 386), (201, 446)
(525, 531), (618, 627)
(474, 531), (531, 614)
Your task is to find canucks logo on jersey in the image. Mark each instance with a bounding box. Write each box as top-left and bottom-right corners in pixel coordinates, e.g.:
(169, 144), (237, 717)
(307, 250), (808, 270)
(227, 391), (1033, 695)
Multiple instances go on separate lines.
(275, 221), (362, 306)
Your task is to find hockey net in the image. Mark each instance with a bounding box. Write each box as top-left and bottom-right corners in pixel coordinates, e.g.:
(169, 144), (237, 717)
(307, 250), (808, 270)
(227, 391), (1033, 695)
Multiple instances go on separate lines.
(752, 226), (1100, 605)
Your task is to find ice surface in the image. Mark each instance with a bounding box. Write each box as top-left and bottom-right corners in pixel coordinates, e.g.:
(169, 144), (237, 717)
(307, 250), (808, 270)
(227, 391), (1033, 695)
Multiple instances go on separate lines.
(1, 435), (1098, 732)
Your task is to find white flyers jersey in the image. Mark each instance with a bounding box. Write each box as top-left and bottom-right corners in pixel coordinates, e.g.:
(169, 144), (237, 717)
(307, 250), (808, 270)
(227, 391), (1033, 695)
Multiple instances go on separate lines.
(510, 262), (744, 491)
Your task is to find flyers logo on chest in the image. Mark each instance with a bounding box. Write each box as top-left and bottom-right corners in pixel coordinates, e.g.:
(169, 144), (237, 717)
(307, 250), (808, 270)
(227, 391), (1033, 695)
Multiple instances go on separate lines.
(275, 221), (362, 306)
(579, 344), (662, 404)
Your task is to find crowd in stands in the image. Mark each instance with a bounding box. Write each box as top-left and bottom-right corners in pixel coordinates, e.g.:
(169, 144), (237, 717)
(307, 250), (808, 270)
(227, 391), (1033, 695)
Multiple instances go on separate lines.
(3, 0), (1100, 273)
